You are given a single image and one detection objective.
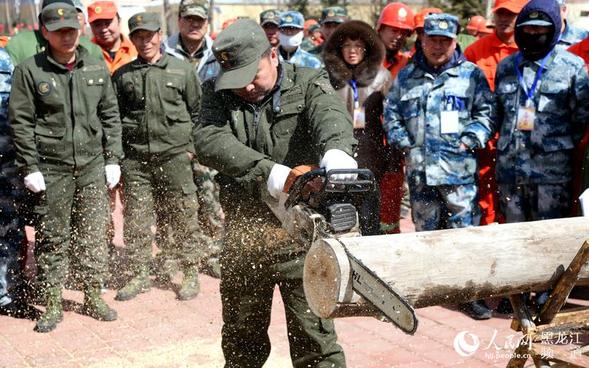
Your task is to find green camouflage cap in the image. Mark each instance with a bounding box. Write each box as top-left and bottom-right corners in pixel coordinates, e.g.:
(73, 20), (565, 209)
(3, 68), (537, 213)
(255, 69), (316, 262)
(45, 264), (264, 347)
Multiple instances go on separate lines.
(42, 2), (80, 31)
(259, 9), (281, 26)
(212, 19), (270, 92)
(179, 0), (209, 19)
(321, 6), (348, 24)
(128, 12), (161, 34)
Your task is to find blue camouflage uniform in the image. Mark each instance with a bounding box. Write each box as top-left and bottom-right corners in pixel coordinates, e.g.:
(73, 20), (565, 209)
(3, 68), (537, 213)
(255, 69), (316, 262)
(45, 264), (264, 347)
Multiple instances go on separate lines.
(279, 47), (322, 69)
(495, 0), (589, 222)
(383, 14), (495, 231)
(0, 49), (25, 307)
(556, 22), (589, 50)
(277, 11), (322, 69)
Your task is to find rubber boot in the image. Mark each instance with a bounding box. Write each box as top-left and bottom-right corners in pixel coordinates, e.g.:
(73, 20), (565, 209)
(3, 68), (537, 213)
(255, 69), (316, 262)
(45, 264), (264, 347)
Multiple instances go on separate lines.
(83, 284), (117, 321)
(115, 269), (151, 301)
(34, 287), (63, 333)
(177, 268), (200, 301)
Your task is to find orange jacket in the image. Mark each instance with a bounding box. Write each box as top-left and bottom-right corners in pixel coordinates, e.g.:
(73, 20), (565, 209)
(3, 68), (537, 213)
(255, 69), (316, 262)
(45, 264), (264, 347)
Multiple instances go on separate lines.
(464, 33), (518, 91)
(0, 36), (8, 48)
(94, 35), (137, 74)
(383, 51), (409, 80)
(464, 32), (518, 225)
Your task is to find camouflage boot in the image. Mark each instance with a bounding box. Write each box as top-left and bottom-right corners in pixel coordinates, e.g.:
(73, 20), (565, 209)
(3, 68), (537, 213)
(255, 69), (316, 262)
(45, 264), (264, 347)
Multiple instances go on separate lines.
(115, 269), (151, 301)
(177, 268), (200, 301)
(83, 285), (117, 321)
(34, 287), (63, 333)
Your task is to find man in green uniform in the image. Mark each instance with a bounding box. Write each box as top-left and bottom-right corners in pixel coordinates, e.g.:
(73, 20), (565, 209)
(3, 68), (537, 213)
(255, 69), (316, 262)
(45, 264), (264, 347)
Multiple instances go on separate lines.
(195, 19), (356, 367)
(6, 0), (104, 65)
(9, 2), (122, 332)
(309, 6), (349, 58)
(112, 12), (208, 301)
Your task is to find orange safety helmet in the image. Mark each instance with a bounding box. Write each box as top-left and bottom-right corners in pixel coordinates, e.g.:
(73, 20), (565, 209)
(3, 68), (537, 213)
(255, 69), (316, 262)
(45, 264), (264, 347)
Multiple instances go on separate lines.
(466, 15), (487, 32)
(413, 7), (442, 29)
(377, 2), (415, 32)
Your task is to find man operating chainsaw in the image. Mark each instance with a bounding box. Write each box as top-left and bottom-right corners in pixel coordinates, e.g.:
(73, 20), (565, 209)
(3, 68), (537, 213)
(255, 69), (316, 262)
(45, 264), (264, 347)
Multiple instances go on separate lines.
(194, 18), (356, 368)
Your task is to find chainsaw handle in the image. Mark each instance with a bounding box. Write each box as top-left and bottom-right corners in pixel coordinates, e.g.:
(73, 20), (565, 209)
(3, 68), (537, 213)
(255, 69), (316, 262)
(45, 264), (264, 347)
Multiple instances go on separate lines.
(285, 168), (326, 209)
(285, 168), (376, 209)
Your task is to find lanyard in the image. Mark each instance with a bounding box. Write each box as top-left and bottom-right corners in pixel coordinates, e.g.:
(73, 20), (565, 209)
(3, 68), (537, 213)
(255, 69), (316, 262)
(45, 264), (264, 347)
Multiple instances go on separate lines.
(513, 51), (552, 105)
(349, 79), (359, 109)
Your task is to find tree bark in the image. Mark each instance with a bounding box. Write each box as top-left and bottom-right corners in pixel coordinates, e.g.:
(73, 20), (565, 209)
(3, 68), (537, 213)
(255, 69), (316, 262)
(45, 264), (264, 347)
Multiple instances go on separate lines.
(303, 217), (589, 319)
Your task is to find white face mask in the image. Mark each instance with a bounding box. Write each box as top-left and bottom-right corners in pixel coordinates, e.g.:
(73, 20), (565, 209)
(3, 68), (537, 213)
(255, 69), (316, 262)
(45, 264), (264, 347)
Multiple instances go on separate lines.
(278, 31), (304, 50)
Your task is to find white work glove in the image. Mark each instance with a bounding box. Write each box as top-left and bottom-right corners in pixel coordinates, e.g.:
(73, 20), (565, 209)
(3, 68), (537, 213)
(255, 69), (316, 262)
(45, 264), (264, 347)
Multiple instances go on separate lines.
(105, 164), (121, 189)
(24, 171), (46, 193)
(320, 149), (358, 181)
(267, 163), (292, 199)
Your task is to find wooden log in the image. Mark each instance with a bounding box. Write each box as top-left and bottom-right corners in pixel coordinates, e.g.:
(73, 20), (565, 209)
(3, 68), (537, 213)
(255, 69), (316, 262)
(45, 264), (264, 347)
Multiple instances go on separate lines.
(303, 217), (589, 319)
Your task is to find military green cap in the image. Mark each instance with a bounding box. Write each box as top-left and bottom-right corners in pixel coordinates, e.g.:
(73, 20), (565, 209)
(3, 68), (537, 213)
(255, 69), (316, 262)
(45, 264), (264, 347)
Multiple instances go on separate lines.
(212, 19), (271, 92)
(260, 9), (281, 26)
(128, 12), (161, 34)
(320, 6), (348, 25)
(179, 0), (209, 19)
(41, 2), (80, 31)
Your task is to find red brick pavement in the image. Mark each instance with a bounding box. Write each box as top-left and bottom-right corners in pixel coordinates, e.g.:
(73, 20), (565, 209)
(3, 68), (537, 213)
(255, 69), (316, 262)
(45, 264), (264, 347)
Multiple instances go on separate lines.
(0, 214), (583, 367)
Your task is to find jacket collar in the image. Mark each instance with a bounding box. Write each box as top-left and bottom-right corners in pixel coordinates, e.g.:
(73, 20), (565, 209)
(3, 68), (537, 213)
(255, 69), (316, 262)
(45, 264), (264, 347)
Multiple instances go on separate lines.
(44, 45), (89, 71)
(131, 51), (170, 69)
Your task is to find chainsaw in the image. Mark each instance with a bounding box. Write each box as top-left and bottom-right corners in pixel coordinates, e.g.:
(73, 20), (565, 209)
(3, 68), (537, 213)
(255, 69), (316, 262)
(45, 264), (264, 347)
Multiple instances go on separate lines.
(265, 166), (418, 335)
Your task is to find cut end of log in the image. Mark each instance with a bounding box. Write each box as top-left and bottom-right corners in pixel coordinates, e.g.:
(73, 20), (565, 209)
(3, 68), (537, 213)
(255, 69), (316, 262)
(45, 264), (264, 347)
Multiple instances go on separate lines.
(303, 239), (344, 319)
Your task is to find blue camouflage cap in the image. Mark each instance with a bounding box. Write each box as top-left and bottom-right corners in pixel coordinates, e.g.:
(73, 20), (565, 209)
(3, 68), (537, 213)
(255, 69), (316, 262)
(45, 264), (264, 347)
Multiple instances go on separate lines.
(424, 13), (459, 39)
(278, 10), (305, 29)
(279, 10), (304, 29)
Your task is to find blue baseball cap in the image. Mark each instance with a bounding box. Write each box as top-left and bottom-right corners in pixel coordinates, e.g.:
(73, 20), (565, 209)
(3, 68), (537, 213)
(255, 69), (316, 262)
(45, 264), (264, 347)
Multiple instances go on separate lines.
(424, 13), (459, 39)
(279, 11), (304, 29)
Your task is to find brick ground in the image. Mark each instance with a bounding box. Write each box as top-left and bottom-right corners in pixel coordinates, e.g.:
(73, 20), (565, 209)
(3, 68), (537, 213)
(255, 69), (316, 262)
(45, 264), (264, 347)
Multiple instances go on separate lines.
(1, 204), (585, 368)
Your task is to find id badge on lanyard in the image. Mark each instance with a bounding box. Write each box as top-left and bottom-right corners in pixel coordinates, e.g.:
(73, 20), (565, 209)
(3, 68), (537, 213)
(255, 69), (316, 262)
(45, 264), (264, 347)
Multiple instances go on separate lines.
(440, 96), (460, 134)
(517, 99), (536, 131)
(514, 51), (551, 132)
(349, 80), (366, 129)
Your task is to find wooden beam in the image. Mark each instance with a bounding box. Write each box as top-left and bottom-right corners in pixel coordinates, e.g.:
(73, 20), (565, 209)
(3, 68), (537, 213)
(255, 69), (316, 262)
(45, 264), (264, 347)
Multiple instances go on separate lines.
(536, 241), (589, 325)
(303, 217), (589, 319)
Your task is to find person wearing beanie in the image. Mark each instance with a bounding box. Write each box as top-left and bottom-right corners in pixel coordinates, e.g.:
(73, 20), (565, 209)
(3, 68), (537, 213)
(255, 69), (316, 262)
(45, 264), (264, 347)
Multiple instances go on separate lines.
(494, 0), (589, 310)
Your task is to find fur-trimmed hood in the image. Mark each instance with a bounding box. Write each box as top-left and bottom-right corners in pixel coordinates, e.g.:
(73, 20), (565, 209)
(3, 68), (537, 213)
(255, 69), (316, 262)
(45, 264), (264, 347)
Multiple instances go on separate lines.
(324, 20), (385, 89)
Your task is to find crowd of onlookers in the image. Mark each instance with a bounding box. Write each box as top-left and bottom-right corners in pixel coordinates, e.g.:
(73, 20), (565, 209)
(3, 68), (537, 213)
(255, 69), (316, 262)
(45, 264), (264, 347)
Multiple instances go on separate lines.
(0, 0), (588, 343)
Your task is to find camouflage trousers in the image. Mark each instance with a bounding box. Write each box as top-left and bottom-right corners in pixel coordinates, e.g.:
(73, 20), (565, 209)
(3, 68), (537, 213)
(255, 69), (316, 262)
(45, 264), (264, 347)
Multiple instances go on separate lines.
(193, 161), (225, 249)
(34, 161), (109, 290)
(220, 197), (346, 368)
(221, 251), (347, 368)
(408, 172), (480, 231)
(122, 153), (211, 274)
(0, 162), (25, 306)
(498, 183), (570, 223)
